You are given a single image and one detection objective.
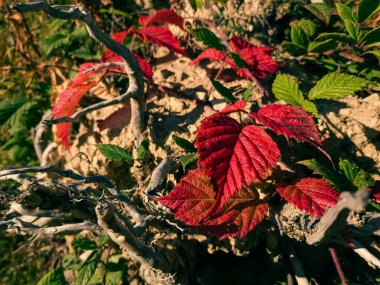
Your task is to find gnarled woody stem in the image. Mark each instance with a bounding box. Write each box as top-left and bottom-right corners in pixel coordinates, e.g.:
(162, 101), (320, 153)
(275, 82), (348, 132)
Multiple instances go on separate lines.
(12, 1), (145, 146)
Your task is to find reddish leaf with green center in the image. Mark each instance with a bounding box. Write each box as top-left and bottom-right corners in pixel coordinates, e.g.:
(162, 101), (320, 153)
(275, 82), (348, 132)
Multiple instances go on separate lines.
(276, 178), (339, 217)
(195, 113), (280, 205)
(251, 104), (322, 147)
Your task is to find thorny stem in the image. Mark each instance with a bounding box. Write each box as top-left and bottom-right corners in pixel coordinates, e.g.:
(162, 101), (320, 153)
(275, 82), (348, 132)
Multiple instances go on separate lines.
(329, 247), (348, 285)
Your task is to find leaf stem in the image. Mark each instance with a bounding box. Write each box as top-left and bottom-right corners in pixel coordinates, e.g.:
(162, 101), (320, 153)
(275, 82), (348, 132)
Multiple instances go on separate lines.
(329, 247), (348, 285)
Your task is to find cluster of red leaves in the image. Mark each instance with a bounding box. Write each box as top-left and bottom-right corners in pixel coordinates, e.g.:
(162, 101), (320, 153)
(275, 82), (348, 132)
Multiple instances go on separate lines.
(53, 9), (185, 150)
(157, 102), (339, 238)
(190, 36), (278, 79)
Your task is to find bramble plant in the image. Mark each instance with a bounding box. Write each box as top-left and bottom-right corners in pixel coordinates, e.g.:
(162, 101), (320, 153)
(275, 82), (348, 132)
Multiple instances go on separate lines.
(1, 1), (380, 284)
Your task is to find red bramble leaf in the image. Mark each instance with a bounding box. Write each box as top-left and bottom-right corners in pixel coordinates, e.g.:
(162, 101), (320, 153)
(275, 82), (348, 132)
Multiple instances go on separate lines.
(204, 189), (268, 238)
(156, 167), (268, 238)
(221, 100), (246, 114)
(135, 26), (187, 55)
(195, 113), (280, 204)
(276, 178), (339, 217)
(190, 48), (228, 65)
(138, 9), (184, 29)
(156, 168), (215, 225)
(251, 104), (322, 147)
(230, 36), (274, 54)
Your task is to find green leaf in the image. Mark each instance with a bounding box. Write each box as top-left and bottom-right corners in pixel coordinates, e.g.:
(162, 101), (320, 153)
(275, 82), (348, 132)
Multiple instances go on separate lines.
(74, 252), (99, 285)
(339, 158), (375, 189)
(291, 24), (309, 47)
(0, 97), (26, 125)
(37, 267), (66, 285)
(229, 52), (246, 68)
(315, 33), (354, 44)
(361, 26), (380, 46)
(98, 144), (133, 162)
(137, 139), (150, 161)
(308, 72), (368, 100)
(298, 159), (346, 191)
(362, 50), (380, 60)
(272, 74), (304, 105)
(243, 83), (253, 102)
(344, 20), (363, 43)
(300, 100), (319, 117)
(179, 153), (199, 171)
(336, 3), (357, 22)
(188, 28), (225, 50)
(62, 254), (82, 271)
(282, 41), (308, 56)
(308, 39), (338, 53)
(210, 79), (236, 103)
(172, 136), (197, 153)
(98, 235), (110, 247)
(72, 237), (98, 251)
(105, 262), (124, 285)
(305, 3), (333, 25)
(189, 0), (204, 11)
(358, 0), (380, 22)
(297, 19), (317, 37)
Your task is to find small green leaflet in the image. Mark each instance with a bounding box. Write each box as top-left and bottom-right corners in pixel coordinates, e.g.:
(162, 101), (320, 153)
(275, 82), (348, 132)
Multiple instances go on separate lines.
(37, 267), (66, 285)
(106, 262), (124, 285)
(300, 100), (318, 117)
(305, 3), (333, 25)
(308, 72), (368, 100)
(179, 153), (198, 171)
(298, 159), (346, 191)
(336, 3), (357, 23)
(315, 33), (353, 44)
(291, 24), (309, 48)
(188, 27), (225, 50)
(74, 251), (99, 285)
(188, 0), (204, 11)
(272, 74), (304, 106)
(98, 235), (110, 247)
(344, 20), (363, 43)
(297, 19), (317, 37)
(357, 0), (380, 23)
(308, 39), (337, 53)
(243, 83), (253, 102)
(282, 41), (307, 56)
(137, 139), (150, 161)
(361, 26), (380, 47)
(172, 136), (197, 153)
(211, 78), (236, 103)
(229, 52), (246, 68)
(98, 144), (133, 162)
(339, 158), (375, 189)
(72, 237), (98, 250)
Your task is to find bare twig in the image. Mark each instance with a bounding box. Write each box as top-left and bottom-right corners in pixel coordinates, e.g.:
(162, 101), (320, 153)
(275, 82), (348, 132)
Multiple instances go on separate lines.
(350, 239), (380, 269)
(145, 158), (177, 195)
(2, 219), (99, 235)
(33, 110), (52, 163)
(306, 190), (368, 245)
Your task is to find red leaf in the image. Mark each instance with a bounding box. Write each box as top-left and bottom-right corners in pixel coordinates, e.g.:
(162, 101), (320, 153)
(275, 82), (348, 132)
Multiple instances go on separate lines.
(195, 113), (280, 204)
(190, 48), (228, 65)
(97, 103), (131, 132)
(237, 47), (278, 79)
(204, 189), (268, 238)
(135, 26), (186, 55)
(156, 168), (215, 225)
(276, 178), (339, 217)
(53, 67), (97, 150)
(230, 36), (274, 54)
(133, 53), (153, 80)
(251, 104), (322, 147)
(104, 28), (133, 55)
(138, 9), (184, 29)
(221, 100), (246, 114)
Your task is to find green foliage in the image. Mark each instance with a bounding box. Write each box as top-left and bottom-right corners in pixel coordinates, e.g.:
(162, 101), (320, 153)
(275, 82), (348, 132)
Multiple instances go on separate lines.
(357, 0), (380, 23)
(189, 27), (225, 50)
(98, 144), (133, 162)
(291, 24), (309, 48)
(172, 136), (197, 153)
(37, 267), (66, 285)
(137, 139), (150, 161)
(72, 237), (98, 251)
(189, 0), (204, 11)
(308, 72), (368, 100)
(179, 153), (199, 171)
(339, 158), (375, 189)
(210, 79), (236, 103)
(229, 52), (246, 68)
(361, 27), (380, 47)
(74, 252), (99, 285)
(243, 83), (253, 102)
(305, 3), (332, 25)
